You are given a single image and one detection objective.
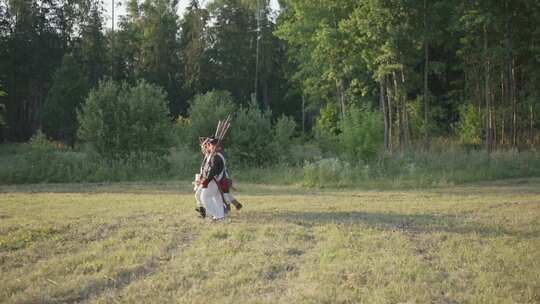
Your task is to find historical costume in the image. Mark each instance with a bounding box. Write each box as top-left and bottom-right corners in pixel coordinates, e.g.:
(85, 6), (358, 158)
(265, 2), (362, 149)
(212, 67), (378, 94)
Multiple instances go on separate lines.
(213, 150), (242, 212)
(194, 138), (225, 220)
(194, 115), (242, 220)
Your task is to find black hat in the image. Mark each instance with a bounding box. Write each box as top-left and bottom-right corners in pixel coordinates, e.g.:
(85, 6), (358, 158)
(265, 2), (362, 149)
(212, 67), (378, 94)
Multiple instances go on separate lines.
(200, 136), (218, 145)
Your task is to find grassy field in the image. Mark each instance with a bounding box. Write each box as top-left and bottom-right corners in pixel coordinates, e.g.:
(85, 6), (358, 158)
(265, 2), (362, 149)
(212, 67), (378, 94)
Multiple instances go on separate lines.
(1, 180), (539, 303)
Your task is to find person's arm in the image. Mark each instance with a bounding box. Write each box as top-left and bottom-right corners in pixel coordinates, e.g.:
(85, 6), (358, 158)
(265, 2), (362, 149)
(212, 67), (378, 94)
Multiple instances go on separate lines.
(200, 153), (223, 187)
(207, 154), (224, 181)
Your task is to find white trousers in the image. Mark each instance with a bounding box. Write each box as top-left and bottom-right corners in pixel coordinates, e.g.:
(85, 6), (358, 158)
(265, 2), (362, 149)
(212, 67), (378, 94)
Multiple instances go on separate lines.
(195, 180), (225, 219)
(196, 187), (236, 206)
(223, 193), (236, 204)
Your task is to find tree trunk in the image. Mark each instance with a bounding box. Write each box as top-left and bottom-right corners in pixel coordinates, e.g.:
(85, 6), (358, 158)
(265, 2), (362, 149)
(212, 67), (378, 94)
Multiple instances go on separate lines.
(501, 114), (505, 147)
(301, 93), (305, 135)
(111, 0), (115, 79)
(476, 68), (482, 113)
(29, 80), (43, 136)
(263, 78), (269, 109)
(484, 25), (492, 154)
(423, 0), (429, 150)
(511, 57), (517, 149)
(380, 80), (389, 152)
(530, 103), (534, 147)
(492, 83), (497, 149)
(386, 75), (393, 153)
(392, 71), (404, 154)
(500, 70), (505, 146)
(336, 78), (346, 118)
(401, 70), (410, 149)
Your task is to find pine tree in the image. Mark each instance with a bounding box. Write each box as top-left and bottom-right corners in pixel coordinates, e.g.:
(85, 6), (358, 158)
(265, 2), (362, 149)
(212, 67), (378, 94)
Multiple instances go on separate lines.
(0, 0), (64, 140)
(179, 0), (210, 98)
(42, 54), (89, 144)
(207, 0), (257, 103)
(78, 0), (107, 87)
(117, 0), (183, 115)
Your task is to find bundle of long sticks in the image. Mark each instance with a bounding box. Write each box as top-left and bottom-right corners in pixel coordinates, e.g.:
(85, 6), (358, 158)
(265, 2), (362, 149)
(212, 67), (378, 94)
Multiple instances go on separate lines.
(198, 114), (232, 181)
(214, 114), (232, 145)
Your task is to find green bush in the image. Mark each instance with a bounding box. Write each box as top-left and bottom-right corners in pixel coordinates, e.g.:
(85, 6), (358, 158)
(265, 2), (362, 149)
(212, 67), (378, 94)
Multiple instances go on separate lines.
(299, 142), (540, 189)
(0, 142), (186, 184)
(457, 102), (483, 144)
(77, 80), (172, 161)
(124, 81), (173, 159)
(182, 91), (301, 167)
(271, 115), (298, 163)
(1, 140), (540, 186)
(25, 130), (57, 182)
(174, 116), (192, 147)
(228, 101), (274, 165)
(237, 164), (303, 185)
(303, 158), (353, 188)
(338, 105), (384, 163)
(166, 146), (200, 179)
(314, 103), (340, 155)
(184, 90), (236, 149)
(314, 104), (383, 162)
(289, 143), (323, 165)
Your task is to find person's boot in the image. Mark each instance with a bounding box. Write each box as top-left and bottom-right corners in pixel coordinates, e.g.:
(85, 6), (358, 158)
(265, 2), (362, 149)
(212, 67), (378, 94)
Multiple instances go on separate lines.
(224, 202), (231, 213)
(195, 206), (206, 218)
(231, 199), (242, 210)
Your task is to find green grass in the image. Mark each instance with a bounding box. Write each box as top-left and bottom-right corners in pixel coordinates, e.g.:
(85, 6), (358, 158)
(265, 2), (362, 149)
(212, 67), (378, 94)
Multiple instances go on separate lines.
(2, 141), (540, 187)
(1, 179), (540, 303)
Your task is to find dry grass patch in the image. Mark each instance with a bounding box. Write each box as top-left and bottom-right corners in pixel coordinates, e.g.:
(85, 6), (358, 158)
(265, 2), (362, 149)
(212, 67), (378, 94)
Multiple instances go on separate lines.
(1, 180), (539, 303)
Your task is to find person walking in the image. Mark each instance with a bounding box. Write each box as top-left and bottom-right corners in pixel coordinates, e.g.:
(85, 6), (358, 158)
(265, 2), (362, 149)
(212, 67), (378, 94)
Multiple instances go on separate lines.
(195, 137), (225, 220)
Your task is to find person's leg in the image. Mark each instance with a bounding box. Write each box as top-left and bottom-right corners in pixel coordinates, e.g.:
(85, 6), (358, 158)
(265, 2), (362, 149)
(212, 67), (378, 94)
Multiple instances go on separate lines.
(201, 180), (225, 219)
(194, 187), (206, 218)
(195, 187), (203, 207)
(222, 193), (231, 213)
(224, 193), (242, 210)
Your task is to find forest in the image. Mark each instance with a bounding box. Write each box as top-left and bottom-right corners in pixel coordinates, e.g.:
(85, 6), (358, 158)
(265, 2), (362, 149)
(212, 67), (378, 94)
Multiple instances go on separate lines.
(1, 0), (540, 185)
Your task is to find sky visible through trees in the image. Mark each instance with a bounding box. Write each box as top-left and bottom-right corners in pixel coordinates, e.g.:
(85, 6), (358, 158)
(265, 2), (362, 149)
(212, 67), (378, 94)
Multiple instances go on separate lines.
(103, 0), (280, 28)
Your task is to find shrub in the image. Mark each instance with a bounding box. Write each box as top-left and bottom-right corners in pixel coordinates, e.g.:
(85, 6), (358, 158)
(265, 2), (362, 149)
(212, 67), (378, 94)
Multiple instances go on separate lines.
(271, 115), (297, 163)
(183, 91), (301, 167)
(457, 102), (483, 144)
(174, 116), (192, 147)
(26, 130), (57, 181)
(338, 105), (384, 163)
(184, 90), (236, 149)
(77, 80), (173, 161)
(303, 158), (353, 188)
(166, 146), (200, 179)
(289, 143), (322, 165)
(228, 101), (274, 165)
(124, 81), (173, 159)
(314, 103), (340, 155)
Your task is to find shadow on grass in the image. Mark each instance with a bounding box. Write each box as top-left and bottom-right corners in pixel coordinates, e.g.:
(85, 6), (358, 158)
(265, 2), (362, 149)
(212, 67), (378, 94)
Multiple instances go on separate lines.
(246, 210), (536, 238)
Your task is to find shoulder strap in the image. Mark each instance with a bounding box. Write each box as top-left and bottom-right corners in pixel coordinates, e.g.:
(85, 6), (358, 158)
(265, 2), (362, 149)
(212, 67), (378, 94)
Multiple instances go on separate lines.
(216, 152), (228, 179)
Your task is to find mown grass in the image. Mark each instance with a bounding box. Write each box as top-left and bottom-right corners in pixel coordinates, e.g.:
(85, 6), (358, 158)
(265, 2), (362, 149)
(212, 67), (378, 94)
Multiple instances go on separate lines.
(1, 179), (539, 303)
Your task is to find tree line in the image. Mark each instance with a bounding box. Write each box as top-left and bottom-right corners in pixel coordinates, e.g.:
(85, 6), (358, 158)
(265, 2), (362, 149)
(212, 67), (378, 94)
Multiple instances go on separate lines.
(0, 0), (539, 152)
(0, 0), (294, 143)
(276, 0), (540, 152)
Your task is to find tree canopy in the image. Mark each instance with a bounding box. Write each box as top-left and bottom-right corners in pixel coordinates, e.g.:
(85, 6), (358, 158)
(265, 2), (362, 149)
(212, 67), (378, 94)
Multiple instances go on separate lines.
(0, 0), (538, 151)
